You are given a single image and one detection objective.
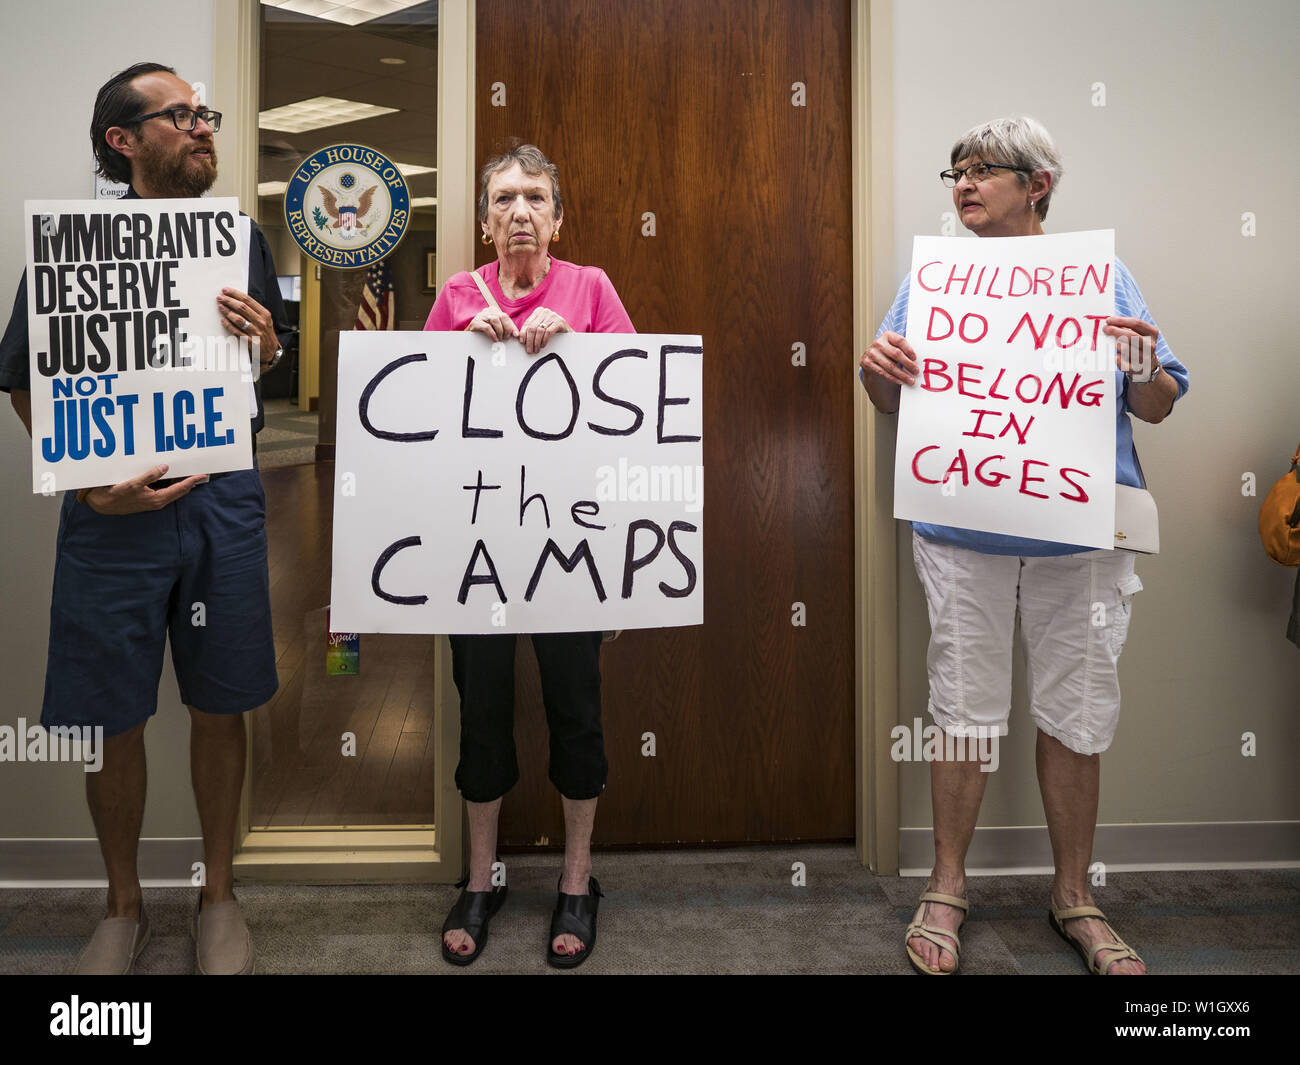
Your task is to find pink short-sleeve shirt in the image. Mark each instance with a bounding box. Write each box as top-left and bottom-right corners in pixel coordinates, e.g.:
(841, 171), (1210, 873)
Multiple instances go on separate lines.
(423, 258), (634, 334)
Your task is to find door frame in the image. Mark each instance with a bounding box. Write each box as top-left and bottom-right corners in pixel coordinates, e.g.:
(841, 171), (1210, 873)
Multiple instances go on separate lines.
(217, 0), (902, 878)
(218, 0), (471, 884)
(852, 0), (900, 874)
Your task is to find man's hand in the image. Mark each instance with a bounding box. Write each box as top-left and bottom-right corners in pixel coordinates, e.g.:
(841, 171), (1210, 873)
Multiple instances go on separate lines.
(217, 288), (278, 370)
(80, 464), (207, 514)
(518, 307), (571, 355)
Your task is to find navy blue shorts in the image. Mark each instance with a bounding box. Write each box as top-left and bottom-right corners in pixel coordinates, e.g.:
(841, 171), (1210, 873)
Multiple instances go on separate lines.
(40, 467), (278, 738)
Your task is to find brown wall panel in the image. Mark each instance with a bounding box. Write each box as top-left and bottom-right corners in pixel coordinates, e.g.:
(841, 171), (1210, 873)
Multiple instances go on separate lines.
(476, 0), (856, 845)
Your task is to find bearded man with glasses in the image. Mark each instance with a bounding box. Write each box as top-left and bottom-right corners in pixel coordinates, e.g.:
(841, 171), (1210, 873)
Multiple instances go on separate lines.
(0, 62), (290, 975)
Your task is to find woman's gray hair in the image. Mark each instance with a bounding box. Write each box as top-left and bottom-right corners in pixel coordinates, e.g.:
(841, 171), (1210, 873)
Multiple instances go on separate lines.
(950, 116), (1063, 221)
(477, 144), (563, 224)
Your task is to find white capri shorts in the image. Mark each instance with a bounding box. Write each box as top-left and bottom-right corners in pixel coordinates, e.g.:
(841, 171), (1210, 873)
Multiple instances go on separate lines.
(911, 531), (1143, 756)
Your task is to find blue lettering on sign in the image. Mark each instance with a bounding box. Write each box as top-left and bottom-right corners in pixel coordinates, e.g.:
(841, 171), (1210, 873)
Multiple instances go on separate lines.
(149, 389), (234, 452)
(40, 393), (139, 461)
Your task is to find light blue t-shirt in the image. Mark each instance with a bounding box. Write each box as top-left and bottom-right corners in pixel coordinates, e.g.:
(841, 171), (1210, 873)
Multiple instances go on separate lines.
(867, 256), (1189, 555)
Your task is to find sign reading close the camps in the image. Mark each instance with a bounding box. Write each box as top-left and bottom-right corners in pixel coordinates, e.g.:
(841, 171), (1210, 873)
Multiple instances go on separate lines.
(894, 229), (1117, 548)
(24, 198), (253, 494)
(330, 332), (704, 634)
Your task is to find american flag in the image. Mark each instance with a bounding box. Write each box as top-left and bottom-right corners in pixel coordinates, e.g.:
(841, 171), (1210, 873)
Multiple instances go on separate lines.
(355, 260), (396, 330)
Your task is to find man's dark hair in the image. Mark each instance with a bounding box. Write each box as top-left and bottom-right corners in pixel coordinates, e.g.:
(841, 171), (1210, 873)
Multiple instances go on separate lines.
(91, 62), (176, 184)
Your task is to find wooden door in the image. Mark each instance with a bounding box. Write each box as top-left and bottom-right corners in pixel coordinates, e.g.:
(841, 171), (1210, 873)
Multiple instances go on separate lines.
(476, 0), (856, 845)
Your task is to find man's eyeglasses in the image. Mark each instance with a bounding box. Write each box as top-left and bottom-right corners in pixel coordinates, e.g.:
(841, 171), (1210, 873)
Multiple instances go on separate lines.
(129, 107), (222, 133)
(939, 162), (1028, 187)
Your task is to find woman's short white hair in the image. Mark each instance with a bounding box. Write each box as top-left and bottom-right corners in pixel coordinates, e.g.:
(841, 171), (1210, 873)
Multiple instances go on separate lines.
(950, 116), (1063, 221)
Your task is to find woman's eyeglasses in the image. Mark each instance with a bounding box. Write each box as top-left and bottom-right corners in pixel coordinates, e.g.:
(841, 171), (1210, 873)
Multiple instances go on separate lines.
(939, 162), (1028, 187)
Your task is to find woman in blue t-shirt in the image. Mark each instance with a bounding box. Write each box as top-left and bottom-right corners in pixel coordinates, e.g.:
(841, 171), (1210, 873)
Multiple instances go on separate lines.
(859, 116), (1188, 976)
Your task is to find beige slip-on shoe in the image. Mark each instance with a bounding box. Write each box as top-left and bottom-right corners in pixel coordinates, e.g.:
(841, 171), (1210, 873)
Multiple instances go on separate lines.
(191, 891), (255, 975)
(73, 907), (151, 974)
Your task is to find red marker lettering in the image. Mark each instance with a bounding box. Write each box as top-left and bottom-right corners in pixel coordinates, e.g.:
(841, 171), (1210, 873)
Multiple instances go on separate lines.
(962, 409), (1000, 439)
(927, 306), (955, 341)
(921, 359), (952, 392)
(917, 261), (943, 292)
(912, 444), (941, 484)
(974, 454), (1010, 486)
(1059, 467), (1091, 502)
(1018, 459), (1050, 499)
(1008, 312), (1053, 350)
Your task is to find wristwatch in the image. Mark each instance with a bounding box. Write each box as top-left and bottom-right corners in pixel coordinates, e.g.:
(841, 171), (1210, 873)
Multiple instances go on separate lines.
(1127, 354), (1162, 383)
(264, 345), (285, 374)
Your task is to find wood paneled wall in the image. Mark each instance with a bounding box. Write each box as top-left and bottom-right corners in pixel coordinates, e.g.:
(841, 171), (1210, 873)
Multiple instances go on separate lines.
(476, 0), (856, 845)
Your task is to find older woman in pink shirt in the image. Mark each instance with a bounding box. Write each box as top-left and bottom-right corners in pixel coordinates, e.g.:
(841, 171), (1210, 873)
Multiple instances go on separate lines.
(425, 144), (633, 970)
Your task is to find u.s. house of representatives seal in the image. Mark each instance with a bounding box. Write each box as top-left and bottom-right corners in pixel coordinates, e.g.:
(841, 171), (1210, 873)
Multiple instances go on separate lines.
(285, 144), (410, 269)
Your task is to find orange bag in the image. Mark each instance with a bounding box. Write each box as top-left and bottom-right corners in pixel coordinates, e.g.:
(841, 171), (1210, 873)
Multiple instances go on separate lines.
(1259, 441), (1300, 566)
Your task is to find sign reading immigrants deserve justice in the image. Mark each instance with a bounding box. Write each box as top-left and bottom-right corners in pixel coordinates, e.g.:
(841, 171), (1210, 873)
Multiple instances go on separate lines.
(330, 332), (704, 634)
(24, 199), (253, 493)
(894, 229), (1117, 548)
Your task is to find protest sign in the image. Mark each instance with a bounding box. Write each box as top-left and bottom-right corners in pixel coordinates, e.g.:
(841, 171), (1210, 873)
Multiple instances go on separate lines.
(330, 331), (704, 634)
(24, 198), (253, 493)
(894, 229), (1117, 548)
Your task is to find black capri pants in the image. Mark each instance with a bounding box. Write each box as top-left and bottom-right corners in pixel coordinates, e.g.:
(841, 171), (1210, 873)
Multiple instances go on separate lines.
(449, 631), (607, 803)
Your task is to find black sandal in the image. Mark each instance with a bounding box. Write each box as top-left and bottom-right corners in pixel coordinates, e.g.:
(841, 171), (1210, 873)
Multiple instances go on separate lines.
(546, 875), (603, 969)
(440, 875), (508, 966)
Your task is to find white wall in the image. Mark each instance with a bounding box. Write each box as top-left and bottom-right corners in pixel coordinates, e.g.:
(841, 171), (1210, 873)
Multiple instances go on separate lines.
(0, 0), (215, 838)
(886, 0), (1300, 828)
(3, 0), (1296, 849)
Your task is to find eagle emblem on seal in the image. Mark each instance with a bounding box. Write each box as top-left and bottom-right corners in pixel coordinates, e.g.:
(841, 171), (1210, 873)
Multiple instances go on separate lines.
(314, 182), (379, 239)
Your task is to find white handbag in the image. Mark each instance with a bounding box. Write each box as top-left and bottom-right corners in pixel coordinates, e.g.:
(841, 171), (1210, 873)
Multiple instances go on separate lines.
(1114, 484), (1159, 554)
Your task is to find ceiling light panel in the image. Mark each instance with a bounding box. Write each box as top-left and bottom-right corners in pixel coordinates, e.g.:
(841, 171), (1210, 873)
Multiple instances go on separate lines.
(262, 0), (429, 26)
(259, 96), (400, 133)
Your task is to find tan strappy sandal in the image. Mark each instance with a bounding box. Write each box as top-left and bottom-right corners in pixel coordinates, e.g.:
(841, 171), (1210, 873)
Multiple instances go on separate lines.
(904, 891), (969, 975)
(1049, 904), (1145, 975)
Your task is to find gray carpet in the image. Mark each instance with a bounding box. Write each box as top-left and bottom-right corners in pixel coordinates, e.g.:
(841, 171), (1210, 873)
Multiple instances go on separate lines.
(2, 845), (1297, 974)
(257, 397), (317, 469)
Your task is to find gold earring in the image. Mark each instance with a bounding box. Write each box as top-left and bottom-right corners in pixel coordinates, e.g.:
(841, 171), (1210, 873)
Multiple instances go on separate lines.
(481, 232), (492, 245)
(551, 228), (560, 244)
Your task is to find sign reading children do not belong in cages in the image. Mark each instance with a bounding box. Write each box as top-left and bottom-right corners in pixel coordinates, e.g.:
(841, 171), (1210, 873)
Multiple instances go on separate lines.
(330, 332), (704, 634)
(894, 229), (1117, 548)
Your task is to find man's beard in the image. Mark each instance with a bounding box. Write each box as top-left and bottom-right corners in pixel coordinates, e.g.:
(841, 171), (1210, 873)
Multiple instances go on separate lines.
(135, 136), (218, 197)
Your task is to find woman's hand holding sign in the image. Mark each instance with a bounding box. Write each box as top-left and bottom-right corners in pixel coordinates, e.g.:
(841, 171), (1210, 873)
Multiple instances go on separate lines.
(217, 287), (278, 370)
(519, 307), (571, 356)
(465, 306), (519, 345)
(78, 463), (207, 514)
(466, 306), (572, 356)
(1105, 315), (1176, 423)
(859, 330), (920, 414)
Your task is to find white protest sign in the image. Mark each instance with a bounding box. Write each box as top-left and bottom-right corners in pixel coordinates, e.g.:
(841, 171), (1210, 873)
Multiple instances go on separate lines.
(331, 331), (704, 634)
(894, 229), (1117, 548)
(25, 198), (252, 494)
